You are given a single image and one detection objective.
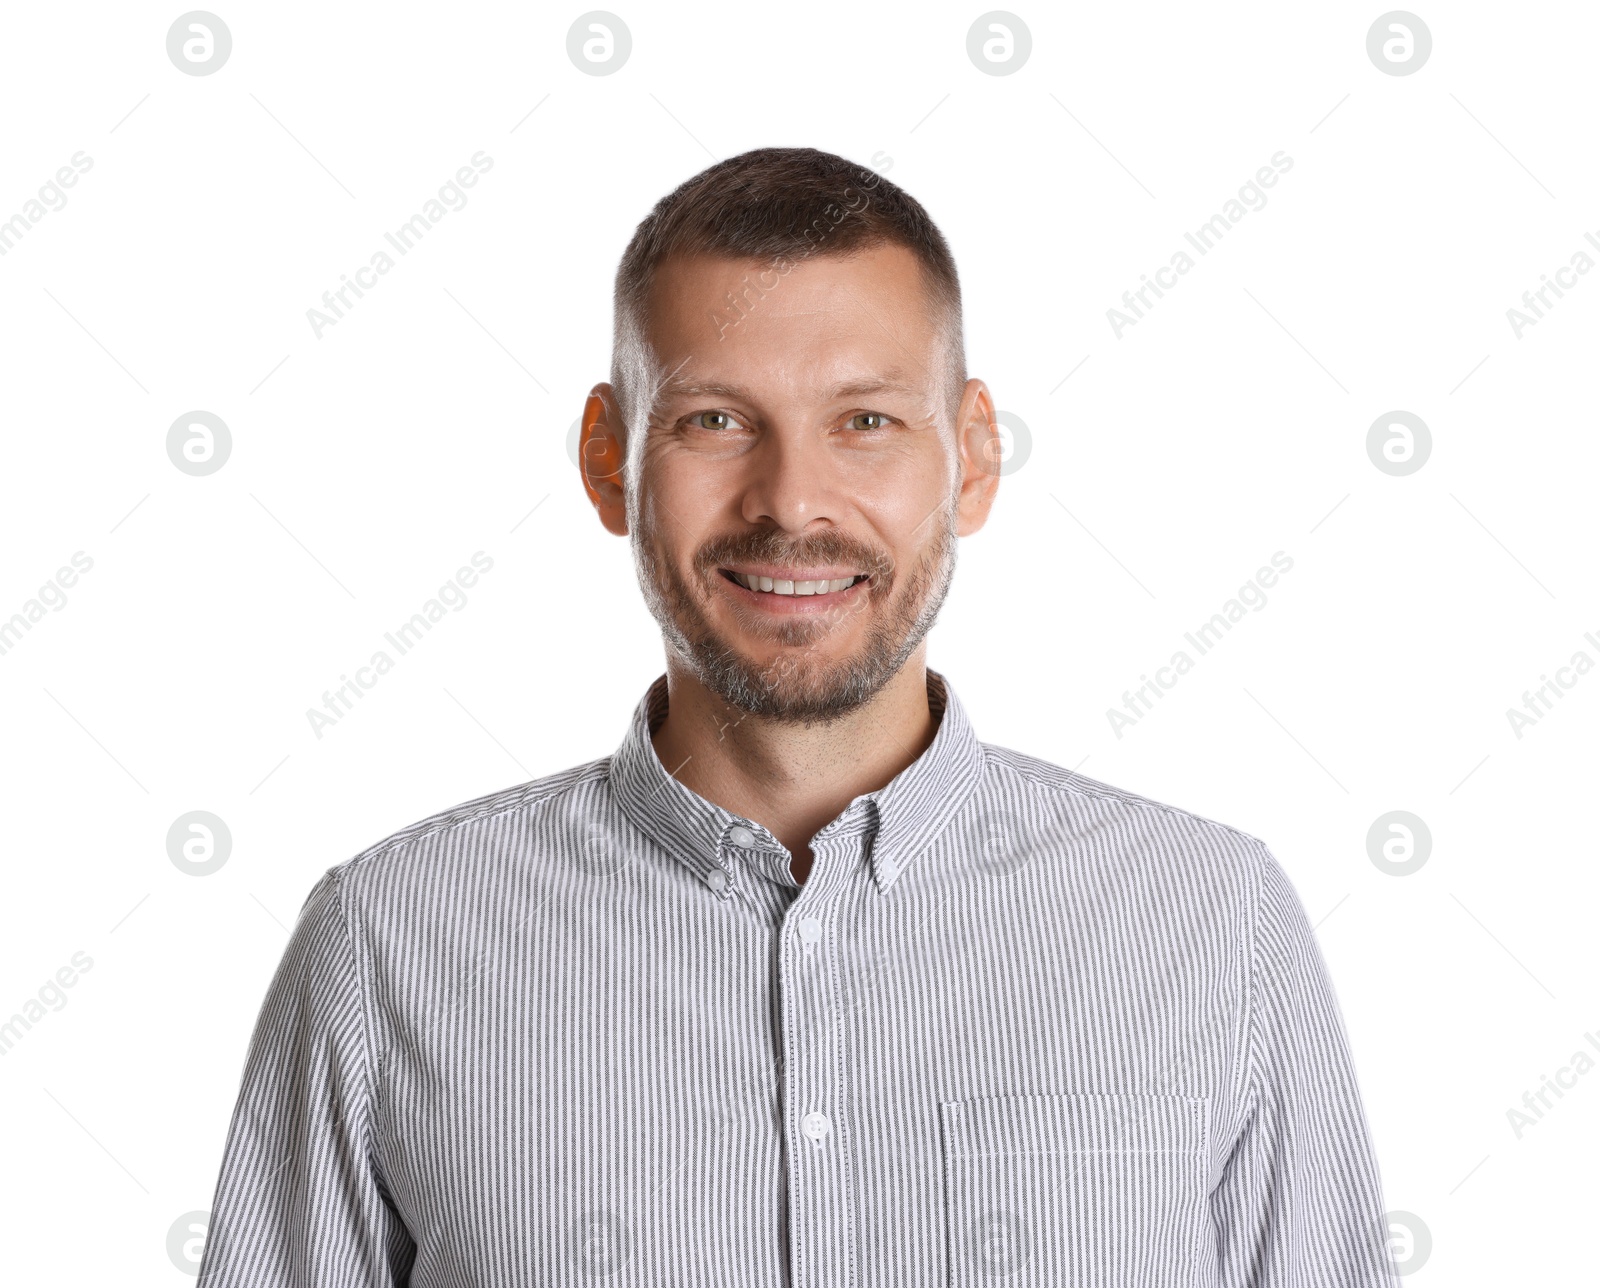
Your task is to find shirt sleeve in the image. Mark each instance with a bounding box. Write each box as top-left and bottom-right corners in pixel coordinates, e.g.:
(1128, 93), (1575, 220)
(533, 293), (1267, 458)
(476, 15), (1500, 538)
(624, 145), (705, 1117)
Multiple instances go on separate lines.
(197, 867), (415, 1286)
(1210, 844), (1398, 1287)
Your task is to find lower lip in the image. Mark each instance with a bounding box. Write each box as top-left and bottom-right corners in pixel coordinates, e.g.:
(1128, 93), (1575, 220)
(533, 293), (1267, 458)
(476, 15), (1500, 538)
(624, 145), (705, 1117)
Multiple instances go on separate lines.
(717, 572), (870, 614)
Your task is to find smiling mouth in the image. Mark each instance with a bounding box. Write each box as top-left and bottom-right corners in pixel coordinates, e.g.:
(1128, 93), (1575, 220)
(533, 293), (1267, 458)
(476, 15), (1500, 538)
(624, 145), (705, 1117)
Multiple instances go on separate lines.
(719, 570), (870, 597)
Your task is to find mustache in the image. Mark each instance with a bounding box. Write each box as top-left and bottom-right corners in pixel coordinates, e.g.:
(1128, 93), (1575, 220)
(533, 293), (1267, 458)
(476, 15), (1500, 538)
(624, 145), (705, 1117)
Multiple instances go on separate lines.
(694, 529), (895, 581)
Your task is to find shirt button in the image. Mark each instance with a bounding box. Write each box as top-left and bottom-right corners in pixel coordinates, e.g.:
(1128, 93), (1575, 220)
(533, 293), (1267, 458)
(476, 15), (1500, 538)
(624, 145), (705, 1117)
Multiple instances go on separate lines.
(728, 825), (756, 848)
(801, 1111), (831, 1142)
(705, 868), (727, 892)
(797, 916), (823, 946)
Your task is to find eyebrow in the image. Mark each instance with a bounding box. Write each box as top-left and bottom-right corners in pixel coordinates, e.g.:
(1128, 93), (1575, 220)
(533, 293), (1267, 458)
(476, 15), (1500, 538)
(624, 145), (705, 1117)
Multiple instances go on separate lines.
(659, 375), (922, 403)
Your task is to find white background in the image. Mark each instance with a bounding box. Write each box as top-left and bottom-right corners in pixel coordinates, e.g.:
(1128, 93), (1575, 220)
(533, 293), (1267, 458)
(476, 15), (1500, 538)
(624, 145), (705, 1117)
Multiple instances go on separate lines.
(1, 0), (1595, 1281)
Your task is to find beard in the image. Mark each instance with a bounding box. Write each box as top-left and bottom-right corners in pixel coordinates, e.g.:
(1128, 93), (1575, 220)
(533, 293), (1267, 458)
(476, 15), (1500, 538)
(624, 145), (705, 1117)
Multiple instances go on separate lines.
(631, 497), (959, 726)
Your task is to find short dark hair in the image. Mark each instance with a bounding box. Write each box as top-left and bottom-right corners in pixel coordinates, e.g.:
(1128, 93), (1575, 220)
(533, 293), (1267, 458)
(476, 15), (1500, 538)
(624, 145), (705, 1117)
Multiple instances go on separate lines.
(610, 146), (966, 444)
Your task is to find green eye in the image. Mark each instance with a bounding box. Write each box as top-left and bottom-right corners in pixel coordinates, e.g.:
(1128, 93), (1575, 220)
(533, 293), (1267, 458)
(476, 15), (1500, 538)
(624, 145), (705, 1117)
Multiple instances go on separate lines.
(691, 411), (736, 431)
(848, 413), (890, 431)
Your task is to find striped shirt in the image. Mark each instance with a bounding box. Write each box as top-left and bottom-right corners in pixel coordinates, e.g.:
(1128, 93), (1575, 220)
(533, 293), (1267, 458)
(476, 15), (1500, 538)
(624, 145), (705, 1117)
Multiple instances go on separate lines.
(198, 668), (1397, 1286)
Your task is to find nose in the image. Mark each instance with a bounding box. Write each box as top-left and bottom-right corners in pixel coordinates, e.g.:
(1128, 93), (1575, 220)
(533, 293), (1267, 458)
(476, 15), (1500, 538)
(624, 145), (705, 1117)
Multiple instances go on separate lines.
(737, 424), (846, 534)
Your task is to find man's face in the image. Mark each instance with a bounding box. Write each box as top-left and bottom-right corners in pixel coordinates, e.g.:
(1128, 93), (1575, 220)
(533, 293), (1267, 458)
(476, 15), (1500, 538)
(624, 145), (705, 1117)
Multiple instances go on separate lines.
(586, 242), (997, 725)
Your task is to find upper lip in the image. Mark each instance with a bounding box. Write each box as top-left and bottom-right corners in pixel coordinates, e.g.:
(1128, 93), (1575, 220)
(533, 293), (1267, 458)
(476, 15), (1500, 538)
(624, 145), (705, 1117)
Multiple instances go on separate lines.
(720, 564), (866, 580)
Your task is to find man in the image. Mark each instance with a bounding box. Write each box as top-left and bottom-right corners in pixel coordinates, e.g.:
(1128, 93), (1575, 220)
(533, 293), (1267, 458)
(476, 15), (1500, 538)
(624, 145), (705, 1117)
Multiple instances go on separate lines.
(198, 148), (1397, 1286)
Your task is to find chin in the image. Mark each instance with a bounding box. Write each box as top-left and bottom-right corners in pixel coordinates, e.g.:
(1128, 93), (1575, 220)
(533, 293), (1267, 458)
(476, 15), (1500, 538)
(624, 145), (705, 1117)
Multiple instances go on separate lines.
(692, 634), (907, 725)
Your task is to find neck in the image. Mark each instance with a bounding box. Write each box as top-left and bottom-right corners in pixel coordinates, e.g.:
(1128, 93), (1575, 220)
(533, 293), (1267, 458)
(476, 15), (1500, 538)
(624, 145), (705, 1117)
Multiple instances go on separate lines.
(648, 647), (939, 884)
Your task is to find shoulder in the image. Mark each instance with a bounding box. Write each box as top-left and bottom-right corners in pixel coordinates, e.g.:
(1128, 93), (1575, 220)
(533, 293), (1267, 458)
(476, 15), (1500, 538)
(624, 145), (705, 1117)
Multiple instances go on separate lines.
(977, 740), (1272, 892)
(324, 755), (612, 895)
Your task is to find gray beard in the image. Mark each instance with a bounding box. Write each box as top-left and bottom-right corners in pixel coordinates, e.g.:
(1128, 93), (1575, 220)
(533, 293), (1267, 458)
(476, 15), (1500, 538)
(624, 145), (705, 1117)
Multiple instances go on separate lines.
(631, 499), (959, 727)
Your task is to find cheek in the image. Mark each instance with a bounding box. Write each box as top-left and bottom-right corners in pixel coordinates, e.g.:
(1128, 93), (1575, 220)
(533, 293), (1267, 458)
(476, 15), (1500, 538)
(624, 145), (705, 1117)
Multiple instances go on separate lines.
(649, 453), (735, 518)
(861, 457), (951, 538)
(637, 466), (720, 574)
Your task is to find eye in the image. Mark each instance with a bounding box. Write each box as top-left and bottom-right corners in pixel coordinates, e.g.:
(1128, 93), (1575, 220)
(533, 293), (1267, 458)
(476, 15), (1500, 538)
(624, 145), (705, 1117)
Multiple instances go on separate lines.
(686, 410), (745, 432)
(846, 412), (893, 431)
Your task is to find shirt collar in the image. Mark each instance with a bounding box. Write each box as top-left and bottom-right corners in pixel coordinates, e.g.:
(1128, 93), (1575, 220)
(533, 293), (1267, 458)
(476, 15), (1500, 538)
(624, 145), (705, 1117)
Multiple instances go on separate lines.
(609, 667), (985, 897)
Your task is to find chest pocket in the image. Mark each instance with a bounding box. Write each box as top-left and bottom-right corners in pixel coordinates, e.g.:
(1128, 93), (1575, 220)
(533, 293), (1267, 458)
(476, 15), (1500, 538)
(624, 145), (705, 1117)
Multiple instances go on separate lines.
(940, 1093), (1208, 1287)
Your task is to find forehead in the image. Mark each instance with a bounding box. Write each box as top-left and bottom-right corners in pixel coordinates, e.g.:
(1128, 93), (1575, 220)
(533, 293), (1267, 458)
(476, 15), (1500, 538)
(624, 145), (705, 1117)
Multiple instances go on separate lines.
(643, 243), (944, 401)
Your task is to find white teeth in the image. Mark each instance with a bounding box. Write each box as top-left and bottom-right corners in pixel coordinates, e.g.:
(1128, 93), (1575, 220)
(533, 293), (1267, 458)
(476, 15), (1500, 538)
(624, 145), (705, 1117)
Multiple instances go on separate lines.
(733, 573), (860, 595)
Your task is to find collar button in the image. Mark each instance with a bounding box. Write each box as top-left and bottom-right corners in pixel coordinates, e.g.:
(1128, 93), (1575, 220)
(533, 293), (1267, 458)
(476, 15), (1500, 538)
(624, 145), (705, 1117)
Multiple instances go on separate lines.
(728, 825), (756, 848)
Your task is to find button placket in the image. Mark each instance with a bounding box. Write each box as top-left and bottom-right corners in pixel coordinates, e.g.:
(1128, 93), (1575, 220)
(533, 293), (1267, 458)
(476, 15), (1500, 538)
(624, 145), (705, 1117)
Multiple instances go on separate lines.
(778, 836), (856, 1288)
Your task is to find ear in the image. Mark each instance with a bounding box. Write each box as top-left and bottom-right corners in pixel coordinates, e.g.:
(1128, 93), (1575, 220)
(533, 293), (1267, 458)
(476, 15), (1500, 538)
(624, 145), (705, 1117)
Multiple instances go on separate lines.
(579, 383), (629, 537)
(952, 378), (1001, 537)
